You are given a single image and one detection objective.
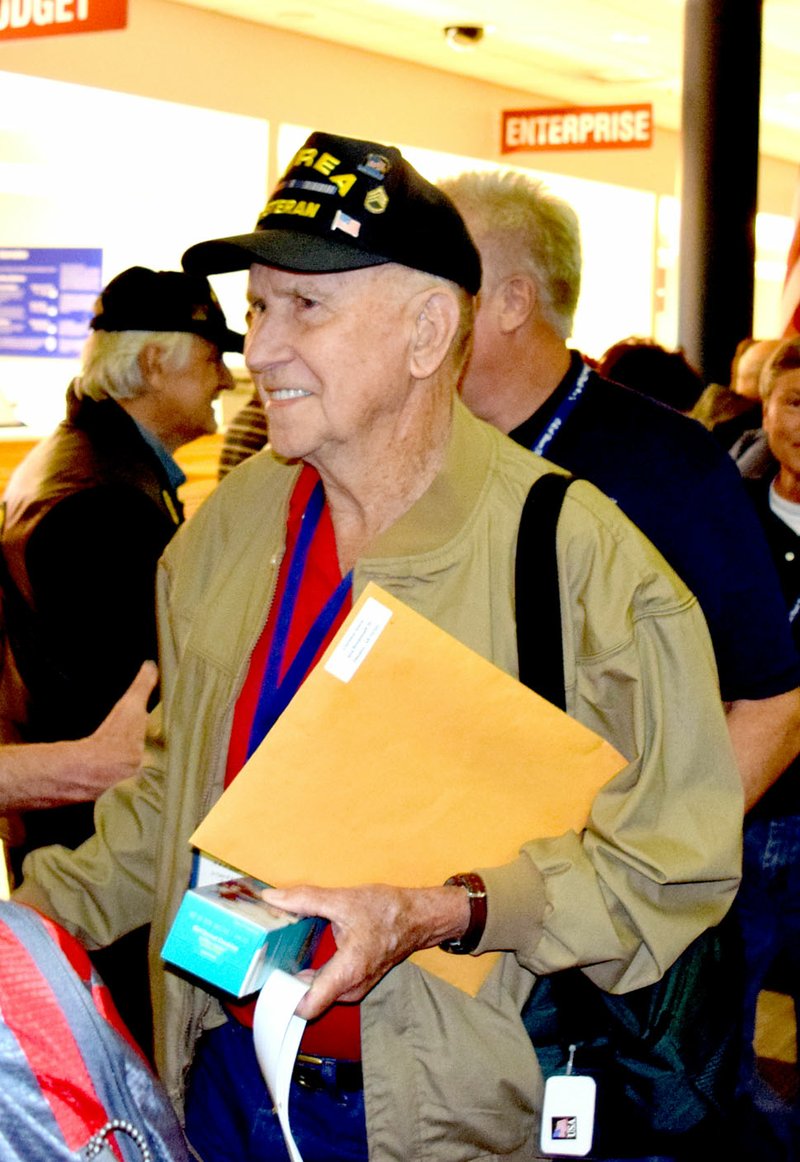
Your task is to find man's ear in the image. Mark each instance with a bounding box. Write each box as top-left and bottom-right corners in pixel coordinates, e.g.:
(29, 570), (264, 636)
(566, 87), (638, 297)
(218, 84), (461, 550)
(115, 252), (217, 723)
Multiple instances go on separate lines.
(496, 274), (536, 334)
(138, 343), (164, 386)
(410, 290), (461, 380)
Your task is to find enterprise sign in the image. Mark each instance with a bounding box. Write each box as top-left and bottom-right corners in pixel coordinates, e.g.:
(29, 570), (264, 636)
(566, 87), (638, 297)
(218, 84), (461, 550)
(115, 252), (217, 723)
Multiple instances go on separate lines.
(502, 104), (653, 153)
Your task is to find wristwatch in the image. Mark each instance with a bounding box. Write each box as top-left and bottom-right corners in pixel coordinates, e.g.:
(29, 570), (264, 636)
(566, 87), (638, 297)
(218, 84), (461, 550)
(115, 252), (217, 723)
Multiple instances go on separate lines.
(439, 872), (487, 955)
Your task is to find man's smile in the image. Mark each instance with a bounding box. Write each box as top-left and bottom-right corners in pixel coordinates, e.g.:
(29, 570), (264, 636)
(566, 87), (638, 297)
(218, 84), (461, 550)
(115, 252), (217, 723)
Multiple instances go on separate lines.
(265, 388), (312, 401)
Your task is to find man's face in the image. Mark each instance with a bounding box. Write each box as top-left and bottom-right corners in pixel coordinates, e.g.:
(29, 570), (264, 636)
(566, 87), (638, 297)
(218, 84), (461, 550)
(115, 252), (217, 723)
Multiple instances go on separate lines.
(244, 263), (418, 472)
(159, 334), (233, 445)
(764, 369), (800, 481)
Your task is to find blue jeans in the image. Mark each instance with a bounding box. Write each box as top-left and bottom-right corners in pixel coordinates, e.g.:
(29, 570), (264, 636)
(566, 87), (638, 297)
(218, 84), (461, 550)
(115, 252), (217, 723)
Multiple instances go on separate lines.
(731, 815), (800, 1161)
(736, 815), (800, 1083)
(184, 1020), (368, 1162)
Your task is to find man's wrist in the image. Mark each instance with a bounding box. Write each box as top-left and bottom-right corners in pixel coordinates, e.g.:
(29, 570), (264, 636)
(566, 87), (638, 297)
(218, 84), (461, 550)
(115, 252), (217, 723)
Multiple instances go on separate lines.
(438, 873), (487, 954)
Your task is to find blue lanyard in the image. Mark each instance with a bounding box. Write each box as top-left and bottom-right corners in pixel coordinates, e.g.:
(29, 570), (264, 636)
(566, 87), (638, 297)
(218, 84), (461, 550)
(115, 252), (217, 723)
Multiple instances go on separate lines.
(530, 362), (591, 457)
(247, 480), (353, 758)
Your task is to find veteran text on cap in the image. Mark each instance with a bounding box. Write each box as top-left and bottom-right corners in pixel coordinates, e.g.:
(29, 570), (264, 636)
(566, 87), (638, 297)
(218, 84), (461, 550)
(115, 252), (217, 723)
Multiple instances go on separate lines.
(182, 131), (481, 296)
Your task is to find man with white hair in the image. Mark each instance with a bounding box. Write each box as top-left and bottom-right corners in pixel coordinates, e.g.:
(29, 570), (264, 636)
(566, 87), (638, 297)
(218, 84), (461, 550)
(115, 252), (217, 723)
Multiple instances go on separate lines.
(439, 169), (800, 812)
(0, 266), (240, 772)
(0, 265), (240, 1054)
(15, 132), (742, 1161)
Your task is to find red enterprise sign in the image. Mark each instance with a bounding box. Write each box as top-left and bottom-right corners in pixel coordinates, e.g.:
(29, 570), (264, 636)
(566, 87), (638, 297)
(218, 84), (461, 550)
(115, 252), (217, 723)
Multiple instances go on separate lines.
(502, 103), (653, 153)
(0, 0), (127, 40)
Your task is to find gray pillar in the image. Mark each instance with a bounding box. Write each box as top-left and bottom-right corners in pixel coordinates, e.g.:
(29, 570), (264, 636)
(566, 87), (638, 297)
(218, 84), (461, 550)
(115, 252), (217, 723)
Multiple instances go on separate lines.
(678, 0), (763, 385)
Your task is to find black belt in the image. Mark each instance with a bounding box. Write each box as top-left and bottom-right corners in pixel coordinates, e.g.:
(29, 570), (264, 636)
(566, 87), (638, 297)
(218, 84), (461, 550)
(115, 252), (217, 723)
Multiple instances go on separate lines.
(292, 1053), (363, 1094)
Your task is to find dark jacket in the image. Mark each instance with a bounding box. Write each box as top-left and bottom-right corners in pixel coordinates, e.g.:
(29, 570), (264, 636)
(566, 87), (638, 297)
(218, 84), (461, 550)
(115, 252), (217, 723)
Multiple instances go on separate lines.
(0, 386), (183, 853)
(744, 474), (800, 818)
(510, 353), (800, 705)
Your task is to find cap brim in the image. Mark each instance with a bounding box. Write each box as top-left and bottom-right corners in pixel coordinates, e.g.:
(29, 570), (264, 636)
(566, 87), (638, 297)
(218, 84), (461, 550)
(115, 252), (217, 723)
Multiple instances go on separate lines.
(216, 326), (245, 354)
(182, 229), (391, 278)
(90, 317), (244, 354)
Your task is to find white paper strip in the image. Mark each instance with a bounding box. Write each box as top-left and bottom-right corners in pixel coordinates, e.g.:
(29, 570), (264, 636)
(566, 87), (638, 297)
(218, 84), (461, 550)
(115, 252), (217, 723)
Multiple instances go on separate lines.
(253, 969), (311, 1162)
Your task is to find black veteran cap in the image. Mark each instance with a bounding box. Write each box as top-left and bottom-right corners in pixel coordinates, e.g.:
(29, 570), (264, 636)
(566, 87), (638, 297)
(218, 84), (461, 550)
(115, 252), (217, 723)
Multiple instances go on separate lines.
(90, 266), (244, 353)
(181, 131), (481, 295)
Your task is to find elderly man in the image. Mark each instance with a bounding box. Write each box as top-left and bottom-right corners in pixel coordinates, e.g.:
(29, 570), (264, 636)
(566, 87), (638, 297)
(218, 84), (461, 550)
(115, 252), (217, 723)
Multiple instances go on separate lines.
(16, 133), (741, 1161)
(0, 266), (241, 854)
(439, 169), (800, 812)
(1, 267), (240, 1058)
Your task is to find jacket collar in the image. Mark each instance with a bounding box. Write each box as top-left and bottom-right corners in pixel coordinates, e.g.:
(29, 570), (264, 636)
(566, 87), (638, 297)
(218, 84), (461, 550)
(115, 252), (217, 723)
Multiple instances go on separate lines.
(65, 383), (185, 491)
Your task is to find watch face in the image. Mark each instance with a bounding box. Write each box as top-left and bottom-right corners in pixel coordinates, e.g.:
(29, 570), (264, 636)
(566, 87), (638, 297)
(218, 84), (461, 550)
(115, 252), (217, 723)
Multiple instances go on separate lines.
(446, 873), (486, 897)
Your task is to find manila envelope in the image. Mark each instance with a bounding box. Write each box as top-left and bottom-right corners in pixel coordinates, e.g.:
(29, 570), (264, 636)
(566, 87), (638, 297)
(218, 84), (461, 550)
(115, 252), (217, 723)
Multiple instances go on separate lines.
(191, 583), (627, 994)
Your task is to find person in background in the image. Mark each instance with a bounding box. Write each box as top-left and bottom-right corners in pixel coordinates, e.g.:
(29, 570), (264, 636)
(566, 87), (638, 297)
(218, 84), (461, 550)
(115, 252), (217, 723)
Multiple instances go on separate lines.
(736, 335), (800, 1158)
(0, 265), (241, 858)
(15, 130), (741, 1162)
(733, 339), (784, 400)
(731, 341), (792, 484)
(596, 335), (704, 413)
(692, 336), (781, 448)
(0, 265), (241, 1055)
(439, 168), (800, 812)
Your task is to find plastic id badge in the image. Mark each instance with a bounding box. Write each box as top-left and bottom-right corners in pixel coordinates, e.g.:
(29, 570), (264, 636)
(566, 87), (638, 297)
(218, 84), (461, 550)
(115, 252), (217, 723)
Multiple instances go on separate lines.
(540, 1073), (596, 1157)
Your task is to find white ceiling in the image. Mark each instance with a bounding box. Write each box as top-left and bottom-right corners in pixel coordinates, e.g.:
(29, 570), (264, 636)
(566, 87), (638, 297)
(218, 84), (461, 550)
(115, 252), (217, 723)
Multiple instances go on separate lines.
(166, 0), (800, 164)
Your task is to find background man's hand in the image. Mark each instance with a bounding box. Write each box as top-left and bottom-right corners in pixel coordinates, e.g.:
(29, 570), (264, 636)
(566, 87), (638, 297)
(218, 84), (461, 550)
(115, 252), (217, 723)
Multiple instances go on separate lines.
(86, 660), (159, 787)
(0, 661), (158, 811)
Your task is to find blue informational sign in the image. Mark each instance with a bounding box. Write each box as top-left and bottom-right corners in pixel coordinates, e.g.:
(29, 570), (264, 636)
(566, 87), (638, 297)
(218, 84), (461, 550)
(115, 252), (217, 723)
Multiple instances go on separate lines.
(0, 247), (103, 358)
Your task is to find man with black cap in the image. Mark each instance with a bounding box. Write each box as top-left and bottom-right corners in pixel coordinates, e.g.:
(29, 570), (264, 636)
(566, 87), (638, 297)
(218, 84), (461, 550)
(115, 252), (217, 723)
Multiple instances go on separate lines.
(0, 265), (241, 808)
(0, 266), (240, 1051)
(16, 134), (741, 1161)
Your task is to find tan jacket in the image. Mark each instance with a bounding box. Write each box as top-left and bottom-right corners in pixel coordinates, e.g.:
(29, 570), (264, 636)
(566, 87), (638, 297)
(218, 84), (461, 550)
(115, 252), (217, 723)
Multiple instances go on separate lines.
(17, 401), (742, 1160)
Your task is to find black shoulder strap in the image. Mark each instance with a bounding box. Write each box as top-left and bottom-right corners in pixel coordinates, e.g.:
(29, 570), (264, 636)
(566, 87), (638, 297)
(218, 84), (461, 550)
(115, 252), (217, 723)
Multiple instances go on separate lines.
(515, 473), (574, 712)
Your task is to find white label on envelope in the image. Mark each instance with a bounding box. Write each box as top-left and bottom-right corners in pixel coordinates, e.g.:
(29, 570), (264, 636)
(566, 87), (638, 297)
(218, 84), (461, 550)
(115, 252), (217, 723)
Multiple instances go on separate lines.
(324, 596), (392, 683)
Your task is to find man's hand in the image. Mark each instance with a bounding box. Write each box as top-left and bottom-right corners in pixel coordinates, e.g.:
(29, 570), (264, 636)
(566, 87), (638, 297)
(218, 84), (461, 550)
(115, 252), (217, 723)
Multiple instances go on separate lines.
(726, 688), (800, 810)
(262, 881), (471, 1020)
(0, 661), (158, 810)
(85, 660), (159, 785)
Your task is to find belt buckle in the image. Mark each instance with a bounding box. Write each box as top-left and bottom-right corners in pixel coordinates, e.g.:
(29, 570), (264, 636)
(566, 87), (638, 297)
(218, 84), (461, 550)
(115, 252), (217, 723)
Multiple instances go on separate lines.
(293, 1053), (363, 1095)
(294, 1053), (326, 1092)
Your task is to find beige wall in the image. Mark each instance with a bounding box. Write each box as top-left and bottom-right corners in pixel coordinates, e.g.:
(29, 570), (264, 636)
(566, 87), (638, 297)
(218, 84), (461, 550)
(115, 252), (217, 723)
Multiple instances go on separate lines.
(0, 0), (793, 209)
(0, 0), (764, 204)
(0, 0), (794, 397)
(0, 0), (793, 212)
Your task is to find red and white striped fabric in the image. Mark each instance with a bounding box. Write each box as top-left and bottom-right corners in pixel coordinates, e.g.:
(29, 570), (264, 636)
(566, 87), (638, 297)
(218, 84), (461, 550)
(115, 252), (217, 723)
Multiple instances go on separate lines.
(0, 902), (190, 1161)
(779, 168), (800, 337)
